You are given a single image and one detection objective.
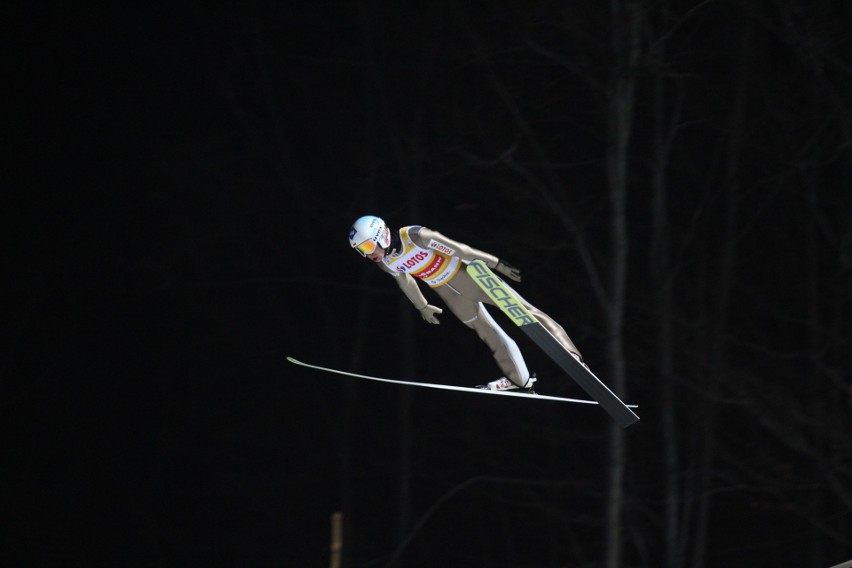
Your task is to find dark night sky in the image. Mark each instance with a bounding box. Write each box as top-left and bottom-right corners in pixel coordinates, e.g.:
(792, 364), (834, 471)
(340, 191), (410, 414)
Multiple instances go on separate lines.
(6, 3), (852, 567)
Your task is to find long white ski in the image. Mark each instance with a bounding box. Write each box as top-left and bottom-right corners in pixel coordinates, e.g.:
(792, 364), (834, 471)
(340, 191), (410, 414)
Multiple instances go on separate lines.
(466, 260), (641, 428)
(286, 356), (634, 406)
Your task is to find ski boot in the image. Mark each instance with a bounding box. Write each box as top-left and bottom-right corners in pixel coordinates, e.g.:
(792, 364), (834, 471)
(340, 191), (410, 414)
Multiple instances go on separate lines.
(476, 374), (537, 392)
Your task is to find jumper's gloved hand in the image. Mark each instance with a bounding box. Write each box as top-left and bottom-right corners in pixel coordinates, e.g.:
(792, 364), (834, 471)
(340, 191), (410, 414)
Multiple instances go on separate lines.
(495, 259), (522, 282)
(418, 305), (443, 324)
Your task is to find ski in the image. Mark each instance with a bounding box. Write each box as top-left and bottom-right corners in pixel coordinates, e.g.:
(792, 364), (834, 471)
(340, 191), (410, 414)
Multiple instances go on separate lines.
(286, 356), (631, 406)
(466, 260), (641, 428)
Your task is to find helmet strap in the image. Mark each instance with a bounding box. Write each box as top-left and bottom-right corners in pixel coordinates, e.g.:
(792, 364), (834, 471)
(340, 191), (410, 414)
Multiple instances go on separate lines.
(387, 230), (401, 255)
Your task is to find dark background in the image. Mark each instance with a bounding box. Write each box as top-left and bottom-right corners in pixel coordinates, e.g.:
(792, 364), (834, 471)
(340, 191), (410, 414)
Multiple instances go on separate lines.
(6, 2), (852, 567)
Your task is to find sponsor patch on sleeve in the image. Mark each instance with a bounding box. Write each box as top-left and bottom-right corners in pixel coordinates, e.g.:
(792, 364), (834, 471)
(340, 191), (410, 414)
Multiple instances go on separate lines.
(428, 239), (455, 256)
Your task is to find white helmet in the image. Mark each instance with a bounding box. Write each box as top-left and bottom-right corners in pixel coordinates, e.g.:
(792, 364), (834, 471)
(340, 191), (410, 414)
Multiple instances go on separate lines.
(349, 215), (391, 256)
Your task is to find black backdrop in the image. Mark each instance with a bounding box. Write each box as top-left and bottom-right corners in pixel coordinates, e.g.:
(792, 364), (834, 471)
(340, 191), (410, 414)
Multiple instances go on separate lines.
(6, 3), (852, 567)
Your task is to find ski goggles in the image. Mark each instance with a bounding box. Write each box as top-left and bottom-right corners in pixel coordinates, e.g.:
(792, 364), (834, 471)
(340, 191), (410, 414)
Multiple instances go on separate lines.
(354, 239), (378, 256)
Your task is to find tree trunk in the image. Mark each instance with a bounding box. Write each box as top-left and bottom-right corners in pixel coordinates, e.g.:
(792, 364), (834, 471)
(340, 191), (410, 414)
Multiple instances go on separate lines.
(647, 4), (684, 565)
(690, 17), (751, 568)
(604, 2), (641, 567)
(651, 55), (681, 568)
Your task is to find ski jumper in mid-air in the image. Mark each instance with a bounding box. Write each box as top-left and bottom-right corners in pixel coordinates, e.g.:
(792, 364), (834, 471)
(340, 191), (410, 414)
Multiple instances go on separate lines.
(348, 215), (586, 390)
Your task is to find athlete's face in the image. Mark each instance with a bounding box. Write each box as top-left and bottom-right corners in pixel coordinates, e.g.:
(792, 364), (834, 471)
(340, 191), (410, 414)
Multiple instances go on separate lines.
(366, 247), (385, 263)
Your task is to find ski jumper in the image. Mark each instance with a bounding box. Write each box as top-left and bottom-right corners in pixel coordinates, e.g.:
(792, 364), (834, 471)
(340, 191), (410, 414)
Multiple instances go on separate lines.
(378, 226), (581, 386)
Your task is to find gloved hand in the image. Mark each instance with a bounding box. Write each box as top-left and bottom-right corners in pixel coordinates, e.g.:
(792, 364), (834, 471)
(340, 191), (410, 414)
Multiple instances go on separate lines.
(495, 259), (522, 282)
(418, 305), (443, 324)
